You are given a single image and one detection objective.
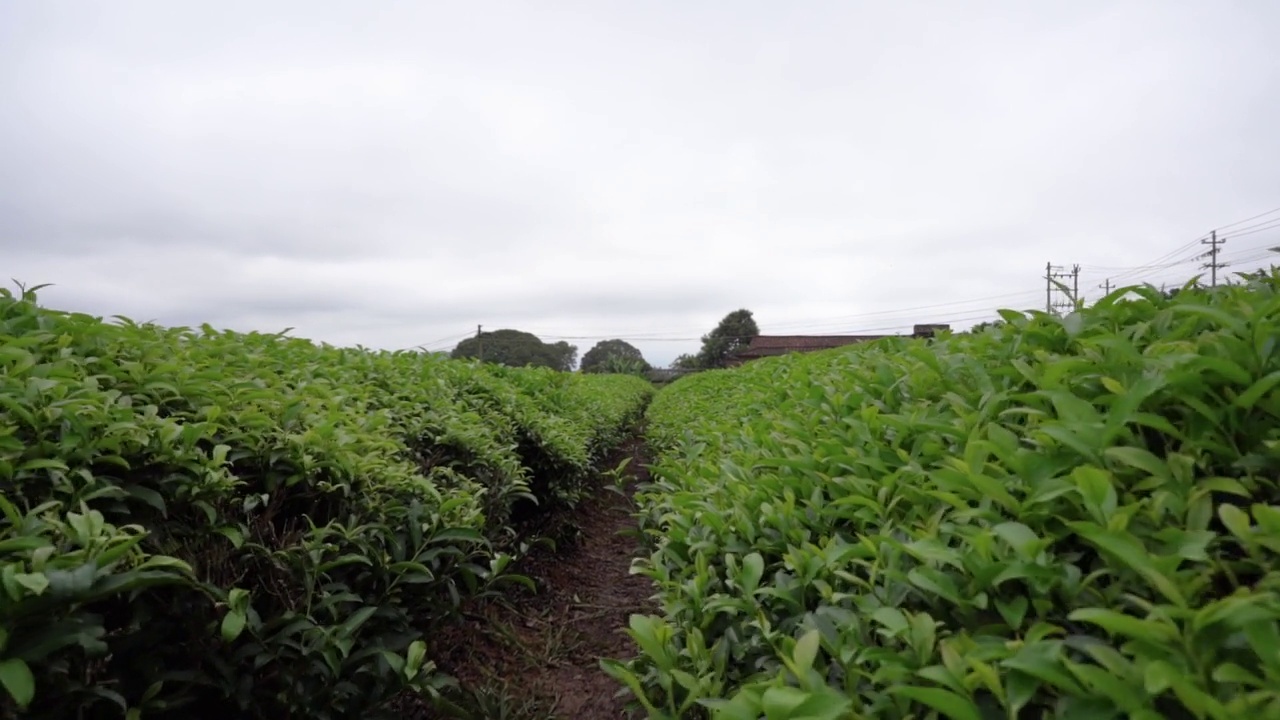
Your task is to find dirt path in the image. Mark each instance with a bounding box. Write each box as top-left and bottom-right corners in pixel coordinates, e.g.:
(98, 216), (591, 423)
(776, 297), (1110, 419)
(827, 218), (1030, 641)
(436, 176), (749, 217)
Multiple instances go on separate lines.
(397, 437), (655, 719)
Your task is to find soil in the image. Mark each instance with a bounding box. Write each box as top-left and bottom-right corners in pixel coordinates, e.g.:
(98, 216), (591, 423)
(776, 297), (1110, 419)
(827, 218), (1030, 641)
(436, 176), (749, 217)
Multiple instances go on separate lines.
(394, 437), (655, 720)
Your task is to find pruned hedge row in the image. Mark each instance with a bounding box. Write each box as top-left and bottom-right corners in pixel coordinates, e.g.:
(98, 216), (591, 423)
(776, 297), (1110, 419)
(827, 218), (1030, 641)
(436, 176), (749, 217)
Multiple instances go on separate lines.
(0, 287), (652, 719)
(611, 272), (1280, 719)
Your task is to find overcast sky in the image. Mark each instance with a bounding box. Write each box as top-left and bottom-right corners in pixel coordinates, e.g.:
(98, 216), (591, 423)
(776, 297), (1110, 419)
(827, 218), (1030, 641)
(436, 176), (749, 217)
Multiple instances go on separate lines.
(3, 1), (1278, 366)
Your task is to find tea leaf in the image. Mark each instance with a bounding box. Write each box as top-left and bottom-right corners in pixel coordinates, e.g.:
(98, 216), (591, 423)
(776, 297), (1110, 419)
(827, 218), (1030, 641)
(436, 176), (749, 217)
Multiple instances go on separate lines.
(792, 629), (820, 674)
(890, 686), (982, 720)
(220, 611), (247, 643)
(1235, 370), (1280, 409)
(1218, 505), (1252, 542)
(741, 552), (764, 594)
(1068, 608), (1179, 644)
(1069, 524), (1186, 606)
(0, 659), (34, 709)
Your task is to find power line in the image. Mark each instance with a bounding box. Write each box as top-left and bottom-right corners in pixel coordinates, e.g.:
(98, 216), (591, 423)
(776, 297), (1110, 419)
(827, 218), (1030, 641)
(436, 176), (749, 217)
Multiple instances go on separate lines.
(762, 291), (1043, 333)
(1101, 244), (1202, 284)
(1215, 204), (1280, 231)
(1088, 204), (1278, 287)
(1079, 257), (1199, 273)
(1221, 218), (1280, 241)
(1131, 247), (1279, 290)
(1218, 239), (1280, 262)
(421, 203), (1280, 353)
(397, 329), (475, 352)
(522, 289), (1046, 341)
(1219, 217), (1280, 236)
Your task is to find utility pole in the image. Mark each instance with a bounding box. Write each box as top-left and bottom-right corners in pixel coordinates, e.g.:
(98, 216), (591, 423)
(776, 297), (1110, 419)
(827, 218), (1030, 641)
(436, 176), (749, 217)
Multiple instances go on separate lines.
(476, 324), (483, 361)
(1044, 262), (1077, 315)
(1099, 278), (1112, 295)
(1201, 230), (1226, 287)
(1045, 262), (1060, 313)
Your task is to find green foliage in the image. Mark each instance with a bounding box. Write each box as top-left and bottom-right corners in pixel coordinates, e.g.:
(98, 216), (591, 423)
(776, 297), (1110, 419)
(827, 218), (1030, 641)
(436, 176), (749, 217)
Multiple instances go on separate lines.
(967, 319), (1005, 333)
(694, 310), (759, 370)
(581, 339), (650, 375)
(451, 329), (578, 371)
(0, 286), (650, 719)
(616, 270), (1280, 719)
(671, 354), (701, 371)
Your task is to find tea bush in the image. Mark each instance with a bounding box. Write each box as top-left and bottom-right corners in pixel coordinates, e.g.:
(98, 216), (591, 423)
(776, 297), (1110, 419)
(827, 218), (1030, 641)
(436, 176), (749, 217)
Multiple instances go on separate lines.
(0, 287), (651, 719)
(611, 271), (1280, 719)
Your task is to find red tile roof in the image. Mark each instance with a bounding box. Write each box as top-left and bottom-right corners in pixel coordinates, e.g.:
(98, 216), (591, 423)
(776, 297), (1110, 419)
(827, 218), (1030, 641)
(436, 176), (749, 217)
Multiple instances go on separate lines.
(731, 325), (950, 363)
(732, 335), (890, 360)
(744, 335), (889, 351)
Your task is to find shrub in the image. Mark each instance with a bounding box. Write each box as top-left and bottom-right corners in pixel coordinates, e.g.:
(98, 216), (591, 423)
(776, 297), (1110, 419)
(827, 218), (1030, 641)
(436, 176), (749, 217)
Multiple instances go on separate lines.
(0, 287), (651, 719)
(609, 271), (1280, 719)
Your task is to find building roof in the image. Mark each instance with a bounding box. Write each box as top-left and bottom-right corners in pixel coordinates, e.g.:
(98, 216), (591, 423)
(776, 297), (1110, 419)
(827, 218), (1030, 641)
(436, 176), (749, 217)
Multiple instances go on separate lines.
(734, 334), (890, 359)
(745, 335), (889, 350)
(730, 324), (952, 363)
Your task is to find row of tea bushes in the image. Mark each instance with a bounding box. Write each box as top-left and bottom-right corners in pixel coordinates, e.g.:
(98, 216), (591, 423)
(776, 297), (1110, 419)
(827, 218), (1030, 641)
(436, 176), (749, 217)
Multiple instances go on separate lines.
(612, 272), (1280, 719)
(0, 287), (652, 719)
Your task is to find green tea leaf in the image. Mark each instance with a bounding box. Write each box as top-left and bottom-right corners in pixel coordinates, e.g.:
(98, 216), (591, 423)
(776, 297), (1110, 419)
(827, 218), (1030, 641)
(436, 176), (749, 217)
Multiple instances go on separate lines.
(890, 686), (981, 720)
(792, 629), (820, 674)
(1068, 608), (1179, 644)
(0, 658), (34, 709)
(1104, 446), (1170, 482)
(1071, 466), (1117, 521)
(1218, 504), (1252, 542)
(1002, 641), (1084, 695)
(1234, 370), (1280, 409)
(993, 522), (1042, 558)
(220, 611), (246, 643)
(1070, 523), (1186, 606)
(405, 640), (428, 680)
(741, 552), (764, 594)
(995, 595), (1029, 629)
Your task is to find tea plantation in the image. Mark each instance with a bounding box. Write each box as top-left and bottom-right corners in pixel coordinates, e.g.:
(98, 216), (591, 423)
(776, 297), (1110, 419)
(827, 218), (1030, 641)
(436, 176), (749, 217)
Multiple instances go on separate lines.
(613, 272), (1280, 719)
(0, 287), (652, 719)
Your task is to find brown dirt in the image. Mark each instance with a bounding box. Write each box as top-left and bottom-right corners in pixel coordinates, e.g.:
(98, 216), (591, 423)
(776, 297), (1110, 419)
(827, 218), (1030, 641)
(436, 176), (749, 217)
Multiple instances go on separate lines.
(395, 437), (655, 720)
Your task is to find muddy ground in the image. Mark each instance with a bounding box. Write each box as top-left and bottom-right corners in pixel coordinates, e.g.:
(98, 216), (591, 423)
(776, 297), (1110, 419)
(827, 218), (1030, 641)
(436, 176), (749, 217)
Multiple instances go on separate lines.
(395, 438), (655, 720)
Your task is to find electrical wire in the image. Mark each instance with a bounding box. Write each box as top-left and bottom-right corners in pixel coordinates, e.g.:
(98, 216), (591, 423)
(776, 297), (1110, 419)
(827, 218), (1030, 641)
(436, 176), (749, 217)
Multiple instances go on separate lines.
(398, 330), (475, 352)
(1104, 241), (1205, 284)
(1214, 204), (1280, 231)
(520, 289), (1045, 341)
(1220, 218), (1280, 241)
(1091, 204), (1279, 285)
(423, 203), (1280, 354)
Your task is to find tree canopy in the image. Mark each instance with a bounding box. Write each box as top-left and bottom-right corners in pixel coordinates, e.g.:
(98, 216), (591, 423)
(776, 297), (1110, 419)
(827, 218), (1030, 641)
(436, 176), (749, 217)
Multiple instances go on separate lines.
(694, 309), (759, 369)
(580, 339), (650, 374)
(451, 329), (577, 371)
(671, 353), (700, 370)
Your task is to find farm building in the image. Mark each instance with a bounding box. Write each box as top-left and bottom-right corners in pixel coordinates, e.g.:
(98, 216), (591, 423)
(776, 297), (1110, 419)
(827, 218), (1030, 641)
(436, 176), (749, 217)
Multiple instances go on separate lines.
(729, 324), (949, 365)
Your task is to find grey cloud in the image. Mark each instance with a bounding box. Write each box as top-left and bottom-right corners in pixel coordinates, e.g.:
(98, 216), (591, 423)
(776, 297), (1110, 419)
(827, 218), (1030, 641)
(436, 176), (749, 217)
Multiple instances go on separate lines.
(3, 1), (1279, 368)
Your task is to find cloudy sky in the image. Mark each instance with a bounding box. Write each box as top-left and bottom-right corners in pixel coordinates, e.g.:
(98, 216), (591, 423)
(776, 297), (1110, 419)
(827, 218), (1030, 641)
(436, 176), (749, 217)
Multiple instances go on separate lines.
(3, 1), (1278, 366)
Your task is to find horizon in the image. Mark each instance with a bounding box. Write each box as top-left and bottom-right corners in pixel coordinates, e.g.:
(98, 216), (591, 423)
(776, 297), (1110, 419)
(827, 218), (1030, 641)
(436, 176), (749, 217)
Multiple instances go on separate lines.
(3, 1), (1278, 367)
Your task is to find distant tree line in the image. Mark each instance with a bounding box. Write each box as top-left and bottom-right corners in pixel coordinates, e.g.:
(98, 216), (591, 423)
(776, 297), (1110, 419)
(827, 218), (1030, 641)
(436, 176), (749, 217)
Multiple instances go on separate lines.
(451, 329), (578, 371)
(580, 339), (650, 375)
(446, 309), (760, 374)
(672, 309), (759, 370)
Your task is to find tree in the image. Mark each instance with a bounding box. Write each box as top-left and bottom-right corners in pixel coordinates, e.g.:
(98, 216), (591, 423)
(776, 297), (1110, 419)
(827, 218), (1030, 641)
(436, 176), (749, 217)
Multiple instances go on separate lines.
(451, 329), (578, 371)
(694, 309), (759, 369)
(580, 339), (650, 374)
(547, 341), (578, 372)
(969, 320), (1005, 333)
(671, 353), (699, 370)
